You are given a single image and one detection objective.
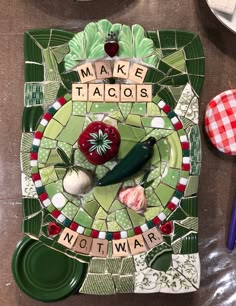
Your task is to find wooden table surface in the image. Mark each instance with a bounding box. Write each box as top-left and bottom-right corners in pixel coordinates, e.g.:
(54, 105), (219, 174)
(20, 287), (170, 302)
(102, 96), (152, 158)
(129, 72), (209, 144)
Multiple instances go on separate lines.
(1, 0), (236, 305)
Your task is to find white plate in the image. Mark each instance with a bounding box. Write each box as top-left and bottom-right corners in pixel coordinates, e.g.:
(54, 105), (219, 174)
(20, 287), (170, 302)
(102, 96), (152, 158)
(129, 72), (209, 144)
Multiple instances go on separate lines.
(206, 0), (236, 33)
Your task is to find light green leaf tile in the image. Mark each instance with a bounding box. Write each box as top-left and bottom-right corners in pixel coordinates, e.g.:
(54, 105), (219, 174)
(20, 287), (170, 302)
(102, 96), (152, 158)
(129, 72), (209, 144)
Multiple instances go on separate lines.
(92, 219), (105, 231)
(116, 209), (132, 230)
(40, 137), (57, 149)
(39, 166), (58, 185)
(184, 176), (199, 197)
(126, 114), (142, 127)
(47, 149), (63, 164)
(38, 148), (50, 163)
(131, 103), (146, 115)
(53, 101), (72, 126)
(162, 168), (181, 188)
(144, 207), (162, 220)
(57, 142), (72, 158)
(107, 212), (116, 222)
(155, 183), (175, 206)
(91, 103), (118, 113)
(96, 207), (107, 220)
(109, 200), (125, 213)
(83, 199), (99, 217)
(74, 208), (93, 227)
(119, 103), (132, 119)
(147, 102), (161, 116)
(96, 165), (109, 179)
(147, 193), (163, 208)
(168, 132), (183, 168)
(57, 115), (85, 145)
(127, 208), (145, 227)
(107, 221), (122, 232)
(93, 183), (121, 211)
(44, 119), (64, 139)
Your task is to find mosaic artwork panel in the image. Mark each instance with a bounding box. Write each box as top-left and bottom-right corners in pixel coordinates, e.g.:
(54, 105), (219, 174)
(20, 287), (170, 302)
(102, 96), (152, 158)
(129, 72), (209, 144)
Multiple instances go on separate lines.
(16, 19), (204, 300)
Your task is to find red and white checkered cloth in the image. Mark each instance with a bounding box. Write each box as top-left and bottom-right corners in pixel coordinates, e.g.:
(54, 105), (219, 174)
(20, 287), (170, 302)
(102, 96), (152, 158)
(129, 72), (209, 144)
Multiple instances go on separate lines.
(205, 90), (236, 155)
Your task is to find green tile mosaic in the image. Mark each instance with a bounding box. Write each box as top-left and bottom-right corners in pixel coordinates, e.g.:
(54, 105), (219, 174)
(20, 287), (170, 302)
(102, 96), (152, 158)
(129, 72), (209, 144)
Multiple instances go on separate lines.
(61, 202), (78, 219)
(116, 209), (133, 230)
(155, 184), (175, 206)
(173, 223), (190, 242)
(80, 273), (115, 295)
(83, 200), (99, 218)
(180, 197), (198, 217)
(53, 101), (72, 126)
(89, 258), (106, 273)
(38, 148), (50, 163)
(74, 209), (93, 228)
(24, 83), (44, 106)
(57, 115), (85, 145)
(116, 275), (134, 293)
(119, 103), (132, 119)
(131, 103), (146, 115)
(167, 208), (188, 221)
(162, 168), (180, 188)
(93, 183), (121, 211)
(126, 114), (142, 127)
(22, 198), (42, 218)
(73, 101), (86, 115)
(127, 208), (145, 227)
(106, 258), (122, 274)
(120, 257), (135, 274)
(39, 166), (58, 185)
(181, 233), (198, 254)
(144, 207), (163, 221)
(22, 106), (44, 132)
(23, 212), (43, 237)
(44, 119), (64, 139)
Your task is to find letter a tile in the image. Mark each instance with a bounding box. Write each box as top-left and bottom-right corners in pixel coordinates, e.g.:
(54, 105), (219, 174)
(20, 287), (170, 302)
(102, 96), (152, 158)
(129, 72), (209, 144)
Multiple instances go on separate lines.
(95, 61), (112, 79)
(142, 227), (164, 248)
(57, 228), (78, 249)
(128, 234), (146, 255)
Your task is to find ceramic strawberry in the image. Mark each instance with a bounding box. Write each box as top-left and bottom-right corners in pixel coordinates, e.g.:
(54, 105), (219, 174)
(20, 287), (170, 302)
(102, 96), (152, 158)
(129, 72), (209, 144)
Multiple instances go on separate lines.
(78, 121), (120, 165)
(104, 31), (119, 57)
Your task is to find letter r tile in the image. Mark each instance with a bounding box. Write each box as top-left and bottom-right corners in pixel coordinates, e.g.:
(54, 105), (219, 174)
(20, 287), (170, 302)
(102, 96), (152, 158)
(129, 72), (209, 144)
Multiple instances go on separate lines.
(142, 227), (164, 249)
(57, 228), (78, 249)
(112, 239), (129, 257)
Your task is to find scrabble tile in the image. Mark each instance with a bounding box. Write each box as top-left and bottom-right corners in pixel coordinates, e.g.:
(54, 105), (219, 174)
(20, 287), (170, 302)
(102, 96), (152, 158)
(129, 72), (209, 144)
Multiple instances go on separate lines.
(73, 234), (93, 254)
(88, 84), (104, 102)
(142, 227), (164, 248)
(129, 63), (148, 84)
(72, 83), (88, 101)
(90, 238), (108, 257)
(113, 61), (130, 79)
(112, 239), (129, 257)
(57, 228), (78, 249)
(128, 234), (146, 255)
(120, 85), (136, 102)
(136, 85), (152, 102)
(104, 84), (120, 102)
(77, 62), (96, 83)
(95, 61), (112, 79)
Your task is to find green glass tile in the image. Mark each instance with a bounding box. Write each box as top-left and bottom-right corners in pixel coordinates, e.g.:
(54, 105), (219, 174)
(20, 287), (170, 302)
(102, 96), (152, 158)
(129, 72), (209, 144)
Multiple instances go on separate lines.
(73, 102), (87, 115)
(116, 209), (133, 230)
(57, 115), (85, 145)
(39, 166), (58, 185)
(169, 85), (185, 101)
(173, 223), (190, 242)
(63, 218), (71, 227)
(106, 232), (113, 241)
(162, 168), (180, 188)
(174, 190), (183, 199)
(37, 124), (45, 133)
(83, 228), (92, 237)
(47, 204), (55, 213)
(180, 196), (198, 217)
(189, 75), (205, 97)
(126, 114), (142, 127)
(168, 132), (183, 169)
(127, 229), (135, 237)
(127, 208), (145, 227)
(147, 31), (161, 48)
(83, 200), (99, 218)
(91, 103), (118, 113)
(176, 30), (195, 48)
(150, 250), (172, 272)
(25, 63), (44, 82)
(24, 83), (44, 106)
(144, 68), (164, 83)
(61, 202), (78, 219)
(43, 82), (60, 105)
(53, 101), (72, 126)
(181, 233), (198, 254)
(80, 273), (115, 295)
(89, 258), (106, 273)
(119, 103), (132, 119)
(52, 241), (67, 253)
(22, 198), (42, 218)
(155, 184), (174, 206)
(109, 200), (124, 213)
(158, 88), (176, 109)
(116, 275), (134, 293)
(31, 166), (39, 174)
(93, 183), (121, 211)
(43, 119), (64, 139)
(167, 208), (188, 221)
(96, 207), (107, 220)
(74, 208), (93, 228)
(186, 58), (205, 76)
(163, 49), (186, 72)
(184, 35), (204, 59)
(107, 258), (122, 274)
(159, 30), (176, 48)
(21, 152), (31, 176)
(22, 106), (44, 132)
(23, 212), (42, 237)
(24, 32), (43, 63)
(107, 221), (122, 232)
(144, 207), (162, 220)
(40, 137), (57, 149)
(131, 103), (146, 115)
(38, 148), (50, 163)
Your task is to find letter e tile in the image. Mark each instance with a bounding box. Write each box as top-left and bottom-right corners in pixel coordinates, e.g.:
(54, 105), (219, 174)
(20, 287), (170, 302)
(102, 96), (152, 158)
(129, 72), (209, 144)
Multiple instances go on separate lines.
(128, 234), (146, 255)
(129, 64), (148, 84)
(77, 63), (96, 83)
(142, 227), (164, 249)
(58, 228), (78, 249)
(90, 238), (108, 257)
(73, 234), (93, 254)
(112, 239), (129, 257)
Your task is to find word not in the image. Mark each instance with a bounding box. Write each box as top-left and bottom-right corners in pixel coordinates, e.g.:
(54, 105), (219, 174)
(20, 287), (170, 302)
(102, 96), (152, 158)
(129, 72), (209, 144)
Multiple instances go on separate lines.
(58, 227), (164, 258)
(72, 83), (152, 102)
(77, 61), (148, 84)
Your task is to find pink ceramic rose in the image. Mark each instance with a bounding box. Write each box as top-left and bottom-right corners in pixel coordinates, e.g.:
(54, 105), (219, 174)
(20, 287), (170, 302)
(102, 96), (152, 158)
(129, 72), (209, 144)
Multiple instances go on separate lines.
(118, 185), (147, 214)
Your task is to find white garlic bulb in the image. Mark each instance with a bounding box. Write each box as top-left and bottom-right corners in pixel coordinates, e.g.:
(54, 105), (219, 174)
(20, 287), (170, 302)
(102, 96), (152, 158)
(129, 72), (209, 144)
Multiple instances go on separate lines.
(63, 169), (93, 195)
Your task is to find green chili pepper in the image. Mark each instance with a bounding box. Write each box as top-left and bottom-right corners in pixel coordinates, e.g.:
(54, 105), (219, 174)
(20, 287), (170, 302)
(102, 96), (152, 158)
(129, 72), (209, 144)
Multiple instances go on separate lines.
(96, 137), (156, 186)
